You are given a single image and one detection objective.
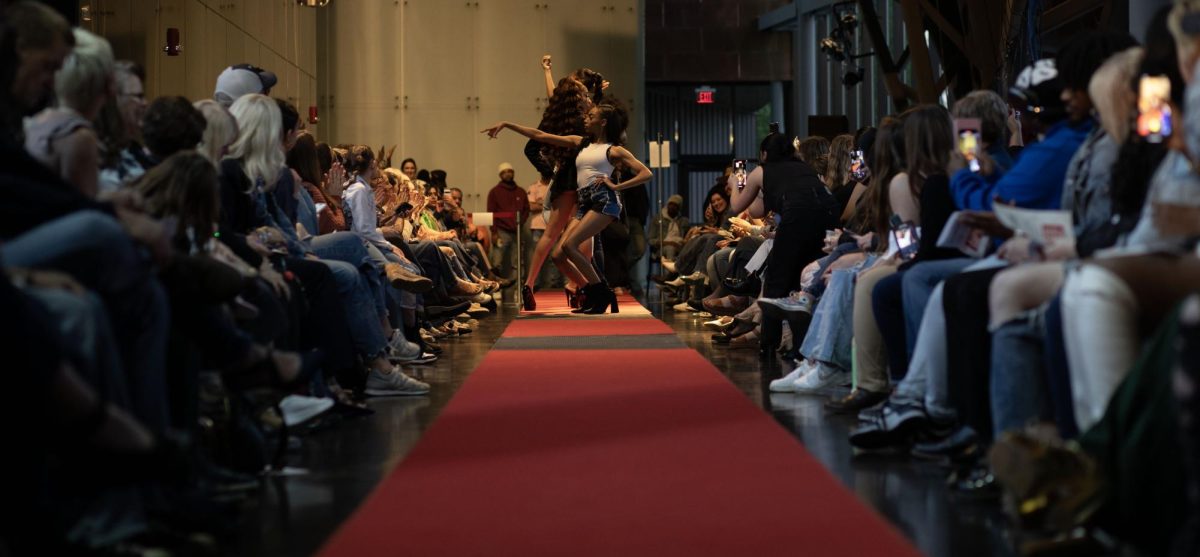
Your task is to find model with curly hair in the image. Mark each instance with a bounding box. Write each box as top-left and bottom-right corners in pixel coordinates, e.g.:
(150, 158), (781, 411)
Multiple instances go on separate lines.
(519, 55), (610, 311)
(483, 100), (652, 314)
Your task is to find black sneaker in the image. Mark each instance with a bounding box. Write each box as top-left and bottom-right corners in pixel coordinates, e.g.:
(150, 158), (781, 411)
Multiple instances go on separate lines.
(848, 402), (928, 451)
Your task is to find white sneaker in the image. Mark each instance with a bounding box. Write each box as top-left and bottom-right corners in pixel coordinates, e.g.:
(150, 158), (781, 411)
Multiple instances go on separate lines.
(278, 394), (334, 426)
(770, 360), (817, 393)
(758, 291), (814, 313)
(792, 362), (848, 393)
(467, 303), (490, 317)
(388, 331), (421, 361)
(365, 367), (430, 396)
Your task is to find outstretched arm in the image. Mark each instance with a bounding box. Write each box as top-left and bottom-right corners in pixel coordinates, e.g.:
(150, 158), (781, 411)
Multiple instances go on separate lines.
(481, 121), (583, 149)
(542, 55), (555, 99)
(597, 146), (653, 191)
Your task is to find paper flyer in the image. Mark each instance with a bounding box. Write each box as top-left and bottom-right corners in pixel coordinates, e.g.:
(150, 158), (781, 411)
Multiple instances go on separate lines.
(993, 205), (1074, 246)
(936, 211), (989, 258)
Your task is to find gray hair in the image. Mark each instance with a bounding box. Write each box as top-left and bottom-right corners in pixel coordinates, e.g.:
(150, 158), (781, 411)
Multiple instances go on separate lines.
(56, 29), (114, 113)
(951, 90), (1009, 146)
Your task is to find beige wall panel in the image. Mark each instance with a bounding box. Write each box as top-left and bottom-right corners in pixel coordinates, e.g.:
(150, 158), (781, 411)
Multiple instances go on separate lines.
(401, 0), (473, 107)
(402, 108), (477, 203)
(325, 0), (401, 108)
(475, 106), (541, 208)
(183, 0), (210, 101)
(298, 7), (317, 75)
(333, 106), (404, 155)
(129, 0), (158, 96)
(237, 0), (257, 37)
(204, 6), (228, 94)
(223, 1), (244, 35)
(474, 2), (543, 109)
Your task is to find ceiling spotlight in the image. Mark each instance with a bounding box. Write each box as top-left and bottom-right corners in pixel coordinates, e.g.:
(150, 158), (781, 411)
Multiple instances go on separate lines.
(820, 37), (846, 62)
(842, 67), (865, 88)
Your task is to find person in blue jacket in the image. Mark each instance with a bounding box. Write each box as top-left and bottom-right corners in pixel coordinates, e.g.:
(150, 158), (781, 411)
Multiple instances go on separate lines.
(951, 51), (1107, 211)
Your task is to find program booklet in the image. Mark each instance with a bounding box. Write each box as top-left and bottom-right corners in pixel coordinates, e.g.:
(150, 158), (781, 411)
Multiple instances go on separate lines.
(993, 205), (1074, 246)
(936, 211), (990, 258)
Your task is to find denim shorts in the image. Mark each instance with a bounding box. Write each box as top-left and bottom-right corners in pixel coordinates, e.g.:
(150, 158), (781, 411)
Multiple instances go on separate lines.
(575, 184), (622, 219)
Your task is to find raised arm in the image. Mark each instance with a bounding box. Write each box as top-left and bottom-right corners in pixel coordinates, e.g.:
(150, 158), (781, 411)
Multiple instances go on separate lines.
(598, 146), (653, 191)
(542, 55), (555, 99)
(729, 166), (765, 218)
(481, 121), (583, 149)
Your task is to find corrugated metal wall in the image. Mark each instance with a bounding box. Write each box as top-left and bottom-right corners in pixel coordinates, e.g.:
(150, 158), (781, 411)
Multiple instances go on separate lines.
(645, 85), (770, 222)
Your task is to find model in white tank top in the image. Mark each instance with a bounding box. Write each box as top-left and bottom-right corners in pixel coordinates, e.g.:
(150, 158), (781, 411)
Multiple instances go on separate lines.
(575, 142), (615, 190)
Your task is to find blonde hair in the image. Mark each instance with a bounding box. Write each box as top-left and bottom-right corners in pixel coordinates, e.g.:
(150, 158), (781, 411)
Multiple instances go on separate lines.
(193, 100), (238, 165)
(1089, 46), (1143, 144)
(56, 28), (114, 113)
(827, 134), (855, 189)
(227, 94), (284, 191)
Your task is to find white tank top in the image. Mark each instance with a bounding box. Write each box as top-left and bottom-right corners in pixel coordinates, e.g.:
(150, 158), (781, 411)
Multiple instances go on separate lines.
(575, 142), (615, 190)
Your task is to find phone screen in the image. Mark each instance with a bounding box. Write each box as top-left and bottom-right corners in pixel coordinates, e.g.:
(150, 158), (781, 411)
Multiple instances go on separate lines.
(848, 150), (869, 181)
(1137, 75), (1172, 143)
(954, 118), (982, 172)
(891, 221), (919, 260)
(733, 159), (747, 189)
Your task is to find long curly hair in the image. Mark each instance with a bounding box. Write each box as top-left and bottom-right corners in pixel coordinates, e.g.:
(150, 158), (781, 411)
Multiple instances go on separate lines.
(538, 77), (590, 168)
(569, 68), (605, 103)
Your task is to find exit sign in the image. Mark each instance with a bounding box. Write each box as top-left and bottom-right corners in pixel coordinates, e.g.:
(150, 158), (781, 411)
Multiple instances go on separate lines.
(695, 86), (716, 104)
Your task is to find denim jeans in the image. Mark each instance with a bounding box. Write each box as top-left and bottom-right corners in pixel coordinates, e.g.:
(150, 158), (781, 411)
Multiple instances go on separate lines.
(807, 242), (862, 298)
(892, 282), (956, 422)
(990, 309), (1050, 436)
(900, 257), (973, 354)
(25, 287), (131, 414)
(800, 268), (858, 370)
(319, 258), (388, 360)
(705, 247), (734, 297)
(0, 211), (169, 431)
(311, 231), (387, 318)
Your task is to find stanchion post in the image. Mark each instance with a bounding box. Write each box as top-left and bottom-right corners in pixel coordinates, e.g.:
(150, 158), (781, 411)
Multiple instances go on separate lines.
(514, 211), (522, 308)
(655, 132), (665, 310)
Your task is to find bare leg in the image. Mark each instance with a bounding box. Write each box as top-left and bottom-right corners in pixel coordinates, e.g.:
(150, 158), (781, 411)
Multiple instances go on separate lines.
(988, 262), (1065, 328)
(525, 193), (577, 290)
(553, 217), (590, 287)
(561, 211), (616, 285)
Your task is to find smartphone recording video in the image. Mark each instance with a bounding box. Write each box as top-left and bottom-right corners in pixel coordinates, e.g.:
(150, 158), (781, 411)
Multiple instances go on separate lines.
(733, 159), (747, 190)
(1137, 75), (1172, 144)
(848, 150), (869, 182)
(954, 118), (982, 173)
(892, 222), (919, 260)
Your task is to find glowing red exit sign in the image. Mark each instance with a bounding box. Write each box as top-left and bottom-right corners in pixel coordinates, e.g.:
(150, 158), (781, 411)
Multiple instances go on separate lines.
(695, 86), (716, 104)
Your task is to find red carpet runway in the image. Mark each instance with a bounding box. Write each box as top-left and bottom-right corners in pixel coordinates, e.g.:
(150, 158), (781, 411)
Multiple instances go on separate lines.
(319, 293), (921, 556)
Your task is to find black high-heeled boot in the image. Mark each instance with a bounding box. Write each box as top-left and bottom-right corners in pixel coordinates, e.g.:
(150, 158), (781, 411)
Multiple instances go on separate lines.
(570, 283), (599, 314)
(583, 284), (619, 315)
(522, 284), (537, 311)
